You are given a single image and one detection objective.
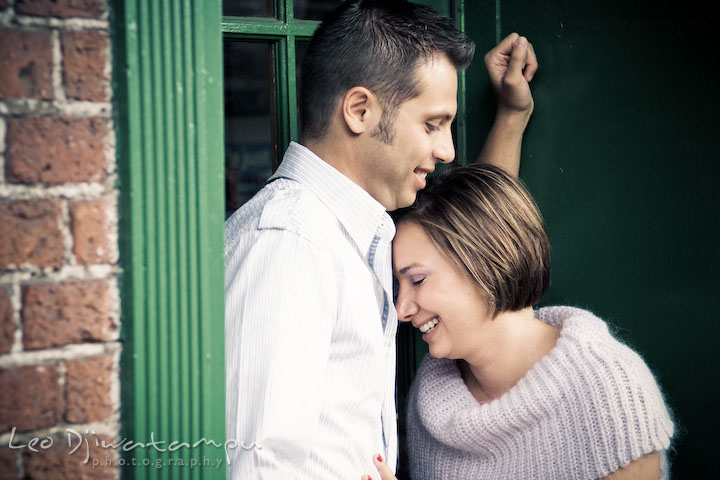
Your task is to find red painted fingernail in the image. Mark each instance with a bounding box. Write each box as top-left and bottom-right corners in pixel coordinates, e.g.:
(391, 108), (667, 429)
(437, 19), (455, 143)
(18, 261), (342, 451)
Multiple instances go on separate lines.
(377, 454), (383, 463)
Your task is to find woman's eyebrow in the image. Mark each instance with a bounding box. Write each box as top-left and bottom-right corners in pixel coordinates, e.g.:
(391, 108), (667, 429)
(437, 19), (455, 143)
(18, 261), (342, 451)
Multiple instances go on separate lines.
(398, 263), (422, 275)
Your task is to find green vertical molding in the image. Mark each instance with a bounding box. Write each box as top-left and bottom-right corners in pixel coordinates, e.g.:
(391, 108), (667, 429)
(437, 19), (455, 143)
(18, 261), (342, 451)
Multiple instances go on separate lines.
(454, 0), (468, 165)
(112, 0), (226, 478)
(276, 0), (298, 165)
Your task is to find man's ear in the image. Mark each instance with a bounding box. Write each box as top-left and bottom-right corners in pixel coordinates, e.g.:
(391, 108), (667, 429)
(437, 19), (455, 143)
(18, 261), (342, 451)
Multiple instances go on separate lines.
(341, 86), (381, 135)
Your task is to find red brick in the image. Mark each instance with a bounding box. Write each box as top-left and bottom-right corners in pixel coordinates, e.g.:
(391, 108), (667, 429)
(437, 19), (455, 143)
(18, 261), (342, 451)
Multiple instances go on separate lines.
(22, 433), (117, 480)
(7, 117), (108, 184)
(22, 280), (116, 349)
(0, 287), (14, 354)
(0, 200), (63, 270)
(71, 199), (114, 265)
(62, 31), (109, 102)
(65, 356), (113, 423)
(0, 29), (53, 101)
(15, 0), (105, 19)
(0, 448), (18, 479)
(0, 365), (61, 433)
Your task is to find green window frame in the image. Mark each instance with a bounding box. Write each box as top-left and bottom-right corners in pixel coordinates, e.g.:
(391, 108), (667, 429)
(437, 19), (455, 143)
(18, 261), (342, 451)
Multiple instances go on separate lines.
(222, 3), (320, 169)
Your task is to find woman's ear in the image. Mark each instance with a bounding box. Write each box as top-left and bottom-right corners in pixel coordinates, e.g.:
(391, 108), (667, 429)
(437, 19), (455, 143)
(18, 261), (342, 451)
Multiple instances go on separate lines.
(341, 86), (381, 135)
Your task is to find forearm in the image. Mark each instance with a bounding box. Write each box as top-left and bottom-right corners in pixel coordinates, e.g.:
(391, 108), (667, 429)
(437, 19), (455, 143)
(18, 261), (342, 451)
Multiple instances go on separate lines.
(599, 451), (662, 480)
(475, 108), (531, 177)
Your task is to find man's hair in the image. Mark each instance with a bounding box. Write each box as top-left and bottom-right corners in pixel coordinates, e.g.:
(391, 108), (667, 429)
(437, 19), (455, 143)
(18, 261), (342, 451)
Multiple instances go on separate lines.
(394, 165), (551, 316)
(299, 0), (475, 142)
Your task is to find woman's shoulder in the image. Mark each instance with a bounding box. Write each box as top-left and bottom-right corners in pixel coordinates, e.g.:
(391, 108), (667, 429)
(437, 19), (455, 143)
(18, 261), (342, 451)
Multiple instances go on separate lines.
(535, 305), (674, 445)
(536, 305), (608, 332)
(537, 305), (652, 375)
(538, 306), (650, 364)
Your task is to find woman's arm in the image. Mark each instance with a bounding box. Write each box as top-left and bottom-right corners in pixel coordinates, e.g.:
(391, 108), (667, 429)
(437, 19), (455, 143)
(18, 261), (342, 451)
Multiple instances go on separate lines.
(476, 33), (537, 177)
(601, 452), (662, 480)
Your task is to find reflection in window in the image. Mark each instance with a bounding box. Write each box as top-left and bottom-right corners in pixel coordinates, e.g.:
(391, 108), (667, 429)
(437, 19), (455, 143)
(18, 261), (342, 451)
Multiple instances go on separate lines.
(224, 41), (275, 217)
(294, 0), (338, 21)
(223, 0), (273, 18)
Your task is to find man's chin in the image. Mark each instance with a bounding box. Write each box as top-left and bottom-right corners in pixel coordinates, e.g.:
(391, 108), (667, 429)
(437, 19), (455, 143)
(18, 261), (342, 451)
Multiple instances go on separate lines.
(390, 195), (418, 212)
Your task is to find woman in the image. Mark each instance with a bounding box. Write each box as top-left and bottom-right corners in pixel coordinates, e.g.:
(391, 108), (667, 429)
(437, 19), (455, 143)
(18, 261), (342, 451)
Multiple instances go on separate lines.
(365, 165), (674, 479)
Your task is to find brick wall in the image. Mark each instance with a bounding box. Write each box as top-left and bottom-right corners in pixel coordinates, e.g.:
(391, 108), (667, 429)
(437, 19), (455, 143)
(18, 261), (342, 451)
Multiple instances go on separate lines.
(0, 1), (120, 478)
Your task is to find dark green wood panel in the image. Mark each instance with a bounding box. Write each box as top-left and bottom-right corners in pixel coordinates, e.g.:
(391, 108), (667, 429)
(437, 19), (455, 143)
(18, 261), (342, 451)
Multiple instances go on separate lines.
(466, 1), (718, 477)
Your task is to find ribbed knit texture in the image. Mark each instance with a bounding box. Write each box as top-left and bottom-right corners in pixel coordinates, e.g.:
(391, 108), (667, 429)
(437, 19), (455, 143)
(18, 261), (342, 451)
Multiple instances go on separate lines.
(407, 306), (674, 480)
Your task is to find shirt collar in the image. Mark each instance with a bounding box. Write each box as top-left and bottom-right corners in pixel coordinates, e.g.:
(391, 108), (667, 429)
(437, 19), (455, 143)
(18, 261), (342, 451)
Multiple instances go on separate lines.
(270, 142), (396, 255)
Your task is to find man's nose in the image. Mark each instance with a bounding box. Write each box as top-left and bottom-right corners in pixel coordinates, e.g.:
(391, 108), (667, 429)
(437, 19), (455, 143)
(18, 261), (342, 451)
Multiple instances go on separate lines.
(434, 129), (455, 164)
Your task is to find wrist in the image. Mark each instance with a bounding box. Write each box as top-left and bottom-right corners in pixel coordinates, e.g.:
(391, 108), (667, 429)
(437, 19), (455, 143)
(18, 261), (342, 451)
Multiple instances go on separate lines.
(494, 104), (533, 133)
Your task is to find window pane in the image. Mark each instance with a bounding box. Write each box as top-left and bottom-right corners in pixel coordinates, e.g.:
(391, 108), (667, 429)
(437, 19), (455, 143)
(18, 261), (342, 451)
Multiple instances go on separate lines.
(294, 0), (338, 20)
(224, 41), (275, 217)
(223, 0), (273, 18)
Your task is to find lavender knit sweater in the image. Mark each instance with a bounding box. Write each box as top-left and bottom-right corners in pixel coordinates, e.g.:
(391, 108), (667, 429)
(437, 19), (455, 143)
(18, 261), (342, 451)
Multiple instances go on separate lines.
(407, 306), (674, 480)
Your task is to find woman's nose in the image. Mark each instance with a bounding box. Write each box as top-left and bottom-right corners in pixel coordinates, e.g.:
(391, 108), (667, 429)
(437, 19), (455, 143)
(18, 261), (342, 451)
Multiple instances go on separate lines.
(395, 290), (418, 322)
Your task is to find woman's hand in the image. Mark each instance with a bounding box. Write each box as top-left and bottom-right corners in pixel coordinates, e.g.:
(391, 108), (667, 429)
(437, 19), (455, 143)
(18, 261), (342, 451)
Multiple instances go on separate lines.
(484, 32), (538, 118)
(361, 454), (398, 480)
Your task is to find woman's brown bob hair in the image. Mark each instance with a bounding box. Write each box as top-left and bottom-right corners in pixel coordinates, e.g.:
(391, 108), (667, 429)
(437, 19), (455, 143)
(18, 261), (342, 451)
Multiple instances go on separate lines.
(393, 164), (551, 316)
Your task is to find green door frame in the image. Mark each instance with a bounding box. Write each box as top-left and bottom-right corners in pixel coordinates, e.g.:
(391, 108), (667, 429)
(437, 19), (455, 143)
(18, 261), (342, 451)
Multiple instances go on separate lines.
(113, 0), (226, 478)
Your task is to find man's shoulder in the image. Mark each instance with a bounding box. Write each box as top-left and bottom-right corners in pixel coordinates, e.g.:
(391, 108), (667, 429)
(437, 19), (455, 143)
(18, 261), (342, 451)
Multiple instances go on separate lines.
(225, 179), (339, 254)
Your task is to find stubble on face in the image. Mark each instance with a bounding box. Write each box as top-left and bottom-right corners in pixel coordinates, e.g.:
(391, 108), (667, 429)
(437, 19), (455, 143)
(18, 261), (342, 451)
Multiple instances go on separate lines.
(370, 108), (396, 145)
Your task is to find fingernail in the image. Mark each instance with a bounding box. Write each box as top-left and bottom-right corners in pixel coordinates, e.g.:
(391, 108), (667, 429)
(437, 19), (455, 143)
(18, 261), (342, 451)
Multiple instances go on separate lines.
(516, 36), (527, 47)
(377, 454), (383, 463)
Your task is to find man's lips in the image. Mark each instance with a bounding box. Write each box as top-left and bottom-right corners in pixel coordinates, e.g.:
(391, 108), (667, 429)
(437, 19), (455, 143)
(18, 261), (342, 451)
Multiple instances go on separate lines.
(414, 168), (431, 188)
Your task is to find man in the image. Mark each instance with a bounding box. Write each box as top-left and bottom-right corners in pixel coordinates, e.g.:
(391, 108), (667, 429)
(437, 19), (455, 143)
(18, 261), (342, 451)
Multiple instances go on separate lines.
(224, 1), (536, 477)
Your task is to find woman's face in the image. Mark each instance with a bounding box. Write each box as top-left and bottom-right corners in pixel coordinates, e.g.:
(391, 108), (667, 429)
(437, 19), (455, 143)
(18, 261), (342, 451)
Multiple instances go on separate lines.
(393, 221), (493, 360)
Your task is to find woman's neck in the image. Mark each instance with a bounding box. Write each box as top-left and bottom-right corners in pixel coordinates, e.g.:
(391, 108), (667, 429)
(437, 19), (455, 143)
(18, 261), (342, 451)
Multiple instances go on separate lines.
(460, 307), (560, 403)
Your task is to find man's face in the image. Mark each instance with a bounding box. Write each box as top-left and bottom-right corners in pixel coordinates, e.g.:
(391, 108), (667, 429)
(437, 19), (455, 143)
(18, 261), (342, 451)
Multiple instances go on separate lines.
(363, 54), (458, 211)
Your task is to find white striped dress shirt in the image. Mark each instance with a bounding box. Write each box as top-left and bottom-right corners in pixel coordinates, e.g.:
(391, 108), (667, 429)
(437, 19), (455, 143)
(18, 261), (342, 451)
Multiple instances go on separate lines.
(225, 142), (398, 479)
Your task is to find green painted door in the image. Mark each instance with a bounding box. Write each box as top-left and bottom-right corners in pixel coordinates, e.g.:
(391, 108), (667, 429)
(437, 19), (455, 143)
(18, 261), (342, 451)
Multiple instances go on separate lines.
(463, 1), (718, 477)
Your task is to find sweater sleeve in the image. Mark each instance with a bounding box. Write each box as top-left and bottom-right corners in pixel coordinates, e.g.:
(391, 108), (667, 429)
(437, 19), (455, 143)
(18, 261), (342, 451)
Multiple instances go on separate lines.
(539, 306), (675, 477)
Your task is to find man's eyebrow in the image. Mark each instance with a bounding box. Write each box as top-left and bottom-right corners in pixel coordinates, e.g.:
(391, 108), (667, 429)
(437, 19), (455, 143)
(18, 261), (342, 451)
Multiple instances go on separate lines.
(425, 113), (455, 122)
(398, 263), (422, 275)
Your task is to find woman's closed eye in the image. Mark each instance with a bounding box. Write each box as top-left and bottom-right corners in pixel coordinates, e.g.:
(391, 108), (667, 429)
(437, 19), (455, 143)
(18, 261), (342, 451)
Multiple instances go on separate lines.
(411, 276), (426, 286)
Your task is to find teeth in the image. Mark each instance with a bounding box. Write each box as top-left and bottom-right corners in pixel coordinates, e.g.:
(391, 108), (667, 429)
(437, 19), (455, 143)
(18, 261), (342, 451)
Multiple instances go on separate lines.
(419, 172), (428, 179)
(419, 317), (439, 333)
